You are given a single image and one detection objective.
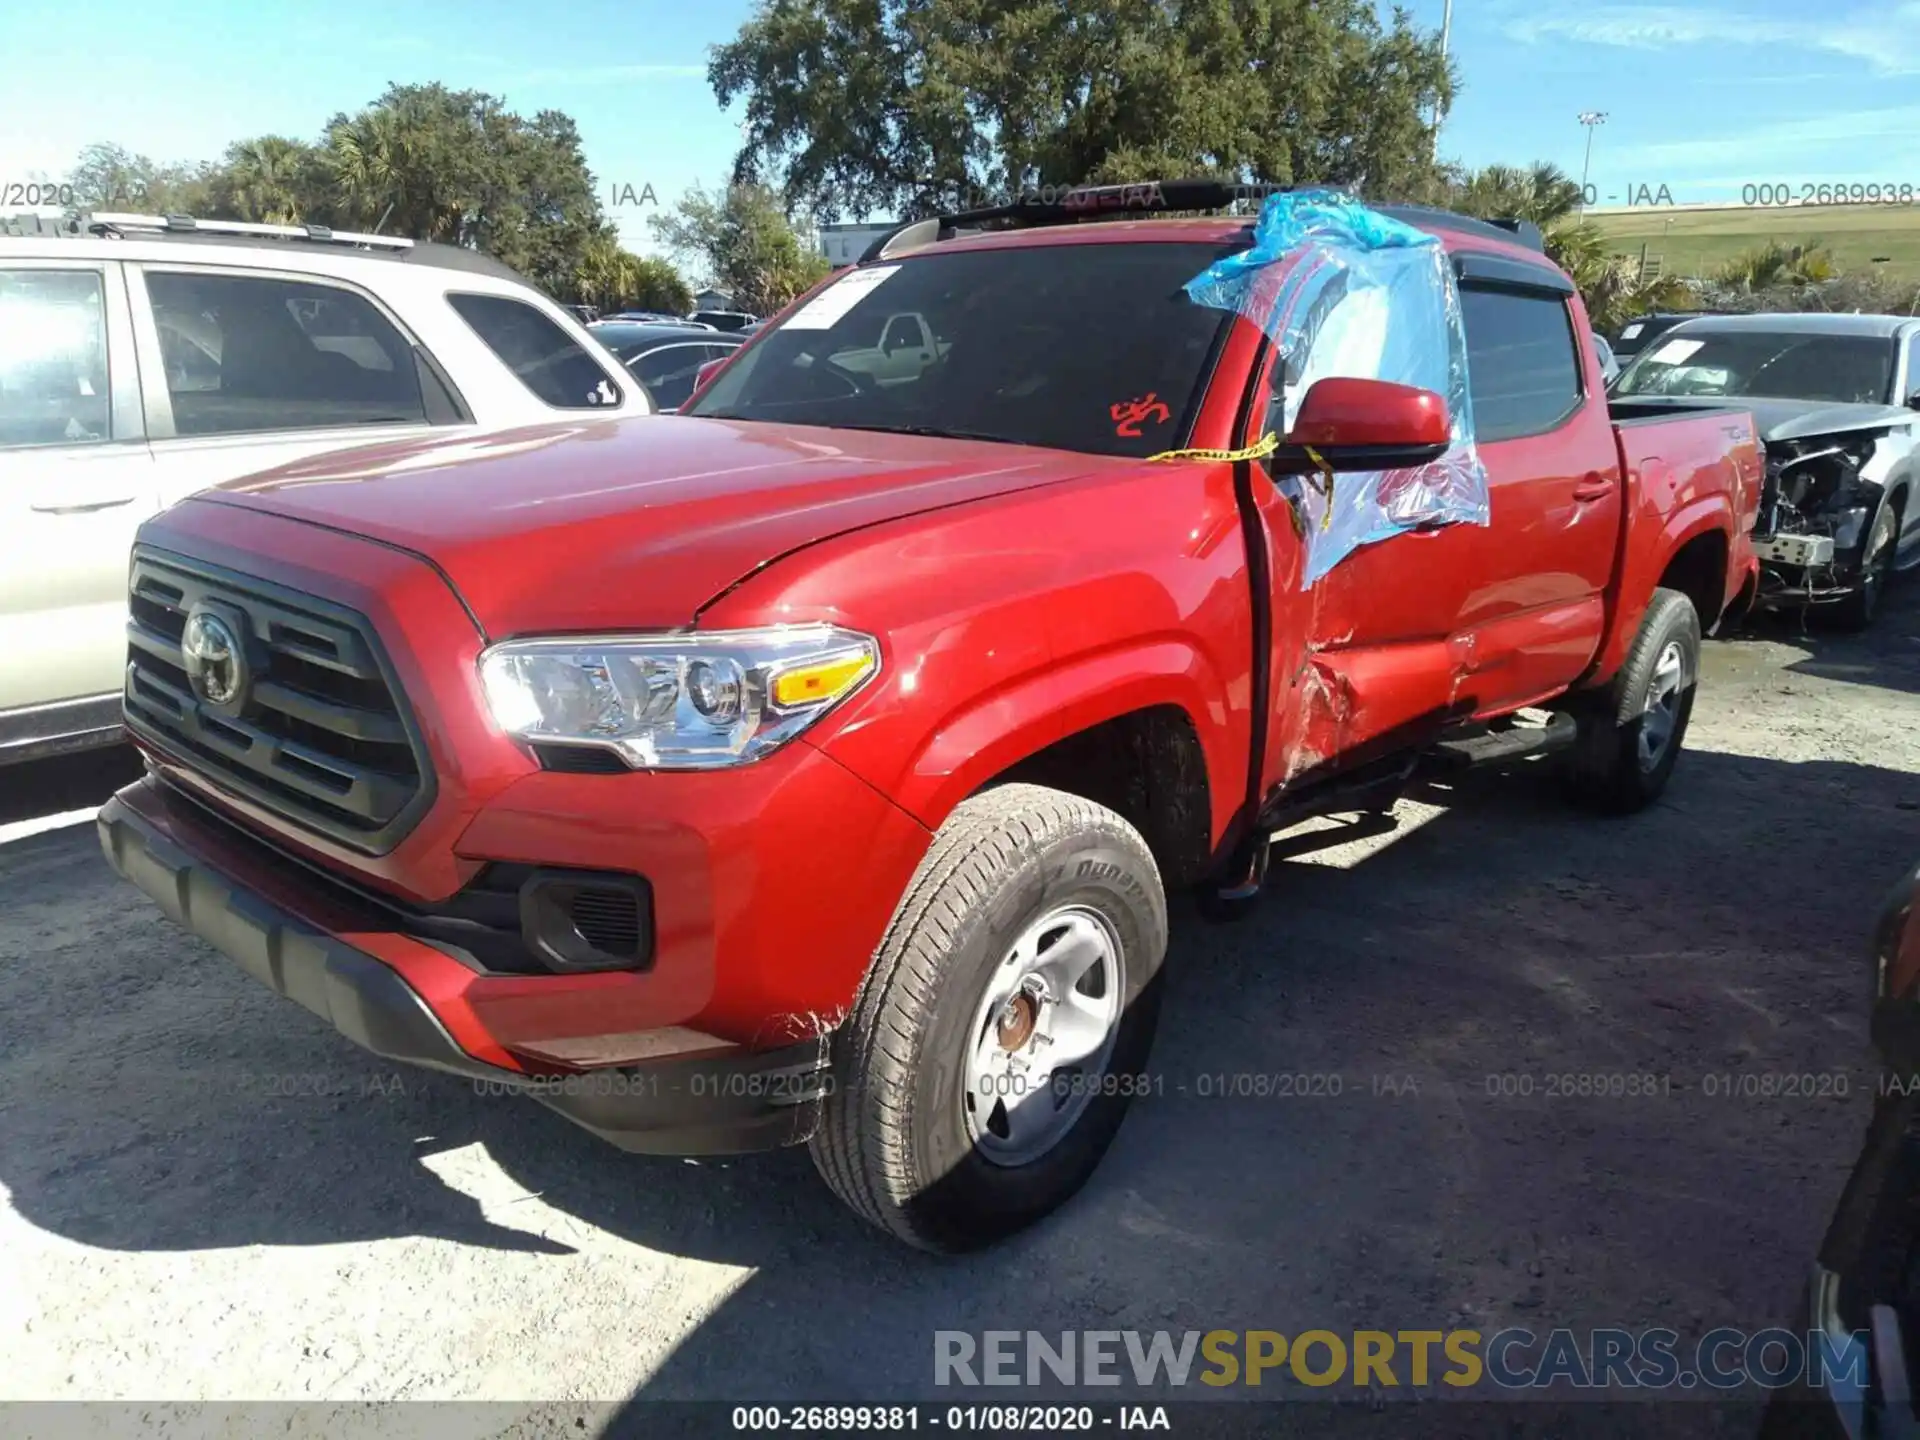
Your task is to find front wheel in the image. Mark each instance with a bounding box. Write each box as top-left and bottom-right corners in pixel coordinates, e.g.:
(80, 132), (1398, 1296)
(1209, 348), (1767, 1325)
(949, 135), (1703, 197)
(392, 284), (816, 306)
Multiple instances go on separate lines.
(1566, 586), (1701, 814)
(810, 784), (1168, 1253)
(1833, 501), (1899, 631)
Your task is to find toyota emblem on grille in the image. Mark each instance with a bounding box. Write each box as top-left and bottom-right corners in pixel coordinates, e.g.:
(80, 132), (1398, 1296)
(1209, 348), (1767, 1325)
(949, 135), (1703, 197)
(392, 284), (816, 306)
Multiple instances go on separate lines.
(182, 608), (248, 708)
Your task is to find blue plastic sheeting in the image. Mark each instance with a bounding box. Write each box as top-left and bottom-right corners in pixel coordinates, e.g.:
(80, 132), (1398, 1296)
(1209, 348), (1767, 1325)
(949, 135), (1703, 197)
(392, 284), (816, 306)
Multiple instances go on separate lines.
(1183, 188), (1490, 587)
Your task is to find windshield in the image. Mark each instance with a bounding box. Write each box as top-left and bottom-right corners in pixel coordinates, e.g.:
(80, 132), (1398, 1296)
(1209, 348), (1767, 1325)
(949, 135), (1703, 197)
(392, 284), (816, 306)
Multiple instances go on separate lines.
(684, 242), (1236, 457)
(1612, 330), (1895, 404)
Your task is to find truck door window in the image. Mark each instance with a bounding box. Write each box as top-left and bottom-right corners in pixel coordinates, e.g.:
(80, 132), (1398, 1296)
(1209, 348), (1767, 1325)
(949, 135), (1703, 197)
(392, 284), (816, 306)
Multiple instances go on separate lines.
(143, 272), (428, 437)
(627, 342), (713, 411)
(0, 268), (111, 449)
(1269, 271), (1388, 435)
(448, 292), (627, 410)
(1458, 284), (1582, 441)
(881, 314), (930, 353)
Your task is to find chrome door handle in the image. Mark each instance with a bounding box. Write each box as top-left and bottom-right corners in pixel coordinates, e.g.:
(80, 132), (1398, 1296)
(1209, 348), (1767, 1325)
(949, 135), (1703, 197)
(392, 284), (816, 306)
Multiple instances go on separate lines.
(31, 496), (137, 514)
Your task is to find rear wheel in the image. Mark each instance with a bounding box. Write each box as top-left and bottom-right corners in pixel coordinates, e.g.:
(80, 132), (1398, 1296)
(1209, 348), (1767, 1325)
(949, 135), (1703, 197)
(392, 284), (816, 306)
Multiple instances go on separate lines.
(810, 784), (1168, 1252)
(1834, 501), (1899, 632)
(1566, 586), (1701, 814)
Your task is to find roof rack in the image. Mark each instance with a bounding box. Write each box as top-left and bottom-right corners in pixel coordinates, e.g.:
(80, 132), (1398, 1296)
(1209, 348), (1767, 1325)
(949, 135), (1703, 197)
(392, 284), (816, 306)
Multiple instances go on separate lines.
(1, 210), (414, 249)
(859, 179), (1546, 262)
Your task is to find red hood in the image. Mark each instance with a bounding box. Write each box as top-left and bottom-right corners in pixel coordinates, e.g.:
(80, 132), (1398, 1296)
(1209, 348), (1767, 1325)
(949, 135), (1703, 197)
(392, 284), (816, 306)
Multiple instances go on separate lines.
(194, 416), (1119, 636)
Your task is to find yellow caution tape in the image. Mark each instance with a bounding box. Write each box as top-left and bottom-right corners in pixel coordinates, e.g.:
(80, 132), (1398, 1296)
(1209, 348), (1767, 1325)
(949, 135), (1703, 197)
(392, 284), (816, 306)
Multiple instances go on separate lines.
(1145, 432), (1280, 464)
(1145, 433), (1337, 532)
(1303, 445), (1337, 531)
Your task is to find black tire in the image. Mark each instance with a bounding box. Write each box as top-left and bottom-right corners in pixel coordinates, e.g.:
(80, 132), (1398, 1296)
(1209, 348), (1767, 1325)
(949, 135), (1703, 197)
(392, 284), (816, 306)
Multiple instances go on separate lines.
(1566, 586), (1701, 814)
(809, 783), (1168, 1253)
(1833, 500), (1899, 632)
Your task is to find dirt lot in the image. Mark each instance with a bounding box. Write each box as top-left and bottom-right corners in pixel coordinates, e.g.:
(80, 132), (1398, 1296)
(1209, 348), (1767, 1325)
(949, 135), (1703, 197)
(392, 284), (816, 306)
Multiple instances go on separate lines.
(5, 593), (1920, 1431)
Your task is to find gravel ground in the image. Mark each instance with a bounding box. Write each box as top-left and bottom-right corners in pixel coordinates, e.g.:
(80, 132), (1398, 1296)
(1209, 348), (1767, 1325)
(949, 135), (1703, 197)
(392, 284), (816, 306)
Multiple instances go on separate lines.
(5, 592), (1920, 1435)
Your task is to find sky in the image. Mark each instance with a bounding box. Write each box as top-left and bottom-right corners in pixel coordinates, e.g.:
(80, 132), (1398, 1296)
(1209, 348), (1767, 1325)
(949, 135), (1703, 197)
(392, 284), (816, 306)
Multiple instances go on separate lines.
(3, 0), (1919, 259)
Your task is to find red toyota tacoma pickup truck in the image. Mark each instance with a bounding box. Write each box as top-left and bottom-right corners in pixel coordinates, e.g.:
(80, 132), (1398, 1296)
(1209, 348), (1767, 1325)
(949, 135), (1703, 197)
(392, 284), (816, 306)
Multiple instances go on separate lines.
(99, 183), (1762, 1252)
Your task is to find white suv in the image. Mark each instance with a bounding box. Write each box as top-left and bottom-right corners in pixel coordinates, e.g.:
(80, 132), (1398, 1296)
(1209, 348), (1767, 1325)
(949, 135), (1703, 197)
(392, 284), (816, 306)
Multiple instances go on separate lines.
(0, 211), (652, 765)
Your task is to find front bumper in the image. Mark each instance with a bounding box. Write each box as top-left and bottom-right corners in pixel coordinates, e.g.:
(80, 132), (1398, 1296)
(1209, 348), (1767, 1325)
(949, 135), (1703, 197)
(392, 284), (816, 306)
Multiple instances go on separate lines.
(99, 781), (830, 1155)
(1752, 503), (1875, 607)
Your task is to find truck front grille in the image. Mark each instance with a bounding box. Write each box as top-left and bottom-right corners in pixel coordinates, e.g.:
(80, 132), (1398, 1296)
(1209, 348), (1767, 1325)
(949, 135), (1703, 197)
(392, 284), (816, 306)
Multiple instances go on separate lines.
(123, 549), (433, 854)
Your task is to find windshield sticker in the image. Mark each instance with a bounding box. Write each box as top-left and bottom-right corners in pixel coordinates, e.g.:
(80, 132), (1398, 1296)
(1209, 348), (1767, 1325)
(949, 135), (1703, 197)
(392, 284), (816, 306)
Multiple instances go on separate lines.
(1620, 323), (1644, 339)
(1647, 338), (1704, 365)
(1110, 392), (1171, 437)
(783, 265), (902, 330)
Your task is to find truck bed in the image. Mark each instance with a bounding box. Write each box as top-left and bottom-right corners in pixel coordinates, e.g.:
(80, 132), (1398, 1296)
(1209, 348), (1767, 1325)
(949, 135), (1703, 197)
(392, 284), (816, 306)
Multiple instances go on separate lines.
(1595, 401), (1764, 677)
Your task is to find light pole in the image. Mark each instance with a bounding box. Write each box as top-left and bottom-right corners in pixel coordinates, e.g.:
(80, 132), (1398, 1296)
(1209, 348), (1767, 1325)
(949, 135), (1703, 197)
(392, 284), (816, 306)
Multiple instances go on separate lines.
(1430, 0), (1453, 163)
(1578, 111), (1608, 209)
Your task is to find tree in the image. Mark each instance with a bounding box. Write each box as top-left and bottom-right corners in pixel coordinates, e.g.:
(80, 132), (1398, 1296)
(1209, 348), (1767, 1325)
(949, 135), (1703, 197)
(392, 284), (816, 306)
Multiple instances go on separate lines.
(625, 256), (696, 314)
(566, 237), (695, 312)
(62, 142), (222, 214)
(710, 0), (1453, 222)
(1442, 162), (1692, 333)
(311, 84), (609, 294)
(217, 137), (320, 224)
(60, 85), (616, 299)
(650, 183), (831, 314)
(1709, 240), (1837, 293)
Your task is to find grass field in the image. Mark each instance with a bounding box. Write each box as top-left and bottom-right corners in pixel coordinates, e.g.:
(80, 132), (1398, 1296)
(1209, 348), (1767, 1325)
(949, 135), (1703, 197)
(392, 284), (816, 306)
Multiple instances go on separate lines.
(1585, 203), (1920, 282)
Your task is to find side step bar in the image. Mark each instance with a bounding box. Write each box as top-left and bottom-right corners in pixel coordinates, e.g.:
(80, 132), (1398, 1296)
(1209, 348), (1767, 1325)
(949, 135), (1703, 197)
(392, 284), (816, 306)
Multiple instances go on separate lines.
(1200, 709), (1580, 921)
(1427, 711), (1578, 769)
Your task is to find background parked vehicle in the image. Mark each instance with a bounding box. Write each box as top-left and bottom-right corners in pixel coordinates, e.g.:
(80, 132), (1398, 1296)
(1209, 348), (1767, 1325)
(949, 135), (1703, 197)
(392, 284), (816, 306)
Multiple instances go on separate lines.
(605, 312), (715, 328)
(589, 321), (747, 410)
(0, 210), (651, 767)
(97, 182), (1760, 1253)
(1611, 310), (1711, 364)
(1609, 312), (1920, 627)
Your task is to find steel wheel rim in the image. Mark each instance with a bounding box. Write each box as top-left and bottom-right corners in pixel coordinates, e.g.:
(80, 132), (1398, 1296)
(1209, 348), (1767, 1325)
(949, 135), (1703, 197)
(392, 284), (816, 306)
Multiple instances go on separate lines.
(962, 904), (1124, 1167)
(1863, 512), (1896, 610)
(1637, 639), (1689, 772)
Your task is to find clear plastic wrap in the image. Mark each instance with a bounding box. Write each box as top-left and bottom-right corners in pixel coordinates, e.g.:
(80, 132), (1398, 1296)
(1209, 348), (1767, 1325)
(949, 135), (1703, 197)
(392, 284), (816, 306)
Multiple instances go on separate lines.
(1183, 188), (1490, 587)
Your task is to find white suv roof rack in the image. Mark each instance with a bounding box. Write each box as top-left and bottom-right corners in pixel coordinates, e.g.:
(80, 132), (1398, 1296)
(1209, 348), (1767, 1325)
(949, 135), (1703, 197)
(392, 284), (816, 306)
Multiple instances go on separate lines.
(1, 210), (415, 250)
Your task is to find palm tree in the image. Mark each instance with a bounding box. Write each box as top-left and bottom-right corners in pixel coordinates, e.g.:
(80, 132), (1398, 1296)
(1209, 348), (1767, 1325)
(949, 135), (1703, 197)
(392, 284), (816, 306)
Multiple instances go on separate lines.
(572, 234), (645, 308)
(222, 137), (314, 224)
(1452, 161), (1584, 229)
(1519, 161), (1584, 226)
(1579, 259), (1697, 334)
(325, 107), (412, 235)
(1710, 240), (1837, 292)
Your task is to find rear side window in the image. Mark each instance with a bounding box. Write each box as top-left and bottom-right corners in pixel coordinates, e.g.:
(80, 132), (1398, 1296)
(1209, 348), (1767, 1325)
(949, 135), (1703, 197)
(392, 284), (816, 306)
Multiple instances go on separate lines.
(1459, 285), (1582, 441)
(447, 293), (626, 410)
(0, 268), (111, 448)
(143, 272), (428, 438)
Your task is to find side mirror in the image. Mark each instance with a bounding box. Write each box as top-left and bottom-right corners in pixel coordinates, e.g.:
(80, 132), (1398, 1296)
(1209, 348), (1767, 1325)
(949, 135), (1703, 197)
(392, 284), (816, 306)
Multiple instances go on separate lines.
(1272, 377), (1451, 473)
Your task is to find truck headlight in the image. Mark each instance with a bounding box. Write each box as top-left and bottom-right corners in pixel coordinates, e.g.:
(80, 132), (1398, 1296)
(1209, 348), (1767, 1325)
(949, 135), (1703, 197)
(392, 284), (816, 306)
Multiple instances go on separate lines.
(478, 625), (879, 770)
